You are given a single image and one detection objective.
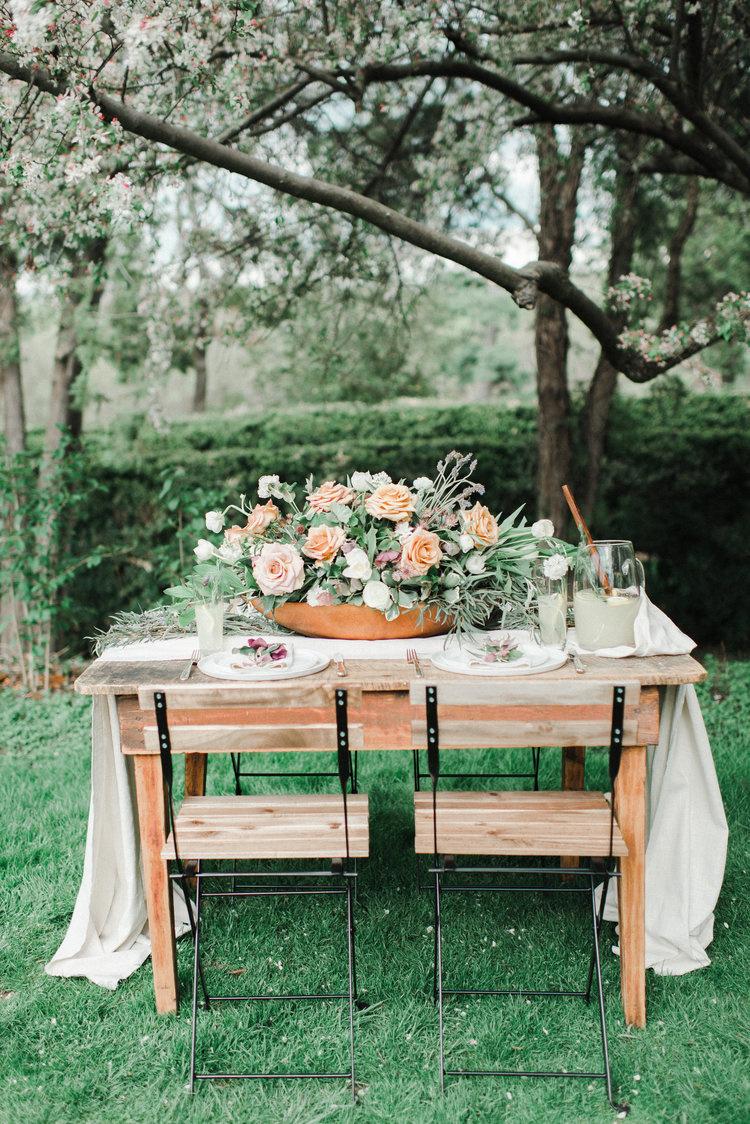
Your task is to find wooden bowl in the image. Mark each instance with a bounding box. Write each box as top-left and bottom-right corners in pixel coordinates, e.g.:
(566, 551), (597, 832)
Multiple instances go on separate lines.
(251, 599), (452, 641)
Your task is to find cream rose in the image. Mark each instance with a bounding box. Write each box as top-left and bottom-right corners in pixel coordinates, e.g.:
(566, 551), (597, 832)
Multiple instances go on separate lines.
(462, 502), (499, 548)
(252, 542), (305, 595)
(365, 483), (416, 522)
(302, 524), (347, 564)
(342, 546), (372, 581)
(400, 527), (443, 576)
(307, 481), (354, 513)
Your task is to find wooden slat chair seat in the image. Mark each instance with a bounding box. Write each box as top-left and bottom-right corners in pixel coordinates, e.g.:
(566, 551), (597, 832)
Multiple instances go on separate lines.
(163, 794), (369, 860)
(414, 789), (627, 858)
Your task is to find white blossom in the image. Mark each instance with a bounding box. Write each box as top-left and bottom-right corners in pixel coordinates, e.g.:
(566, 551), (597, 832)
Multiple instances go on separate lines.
(532, 519), (555, 539)
(459, 533), (474, 552)
(350, 471), (374, 491)
(257, 474), (280, 499)
(543, 554), (569, 580)
(194, 539), (215, 562)
(342, 547), (372, 581)
(465, 552), (486, 575)
(217, 540), (242, 562)
(413, 476), (433, 491)
(205, 510), (224, 533)
(363, 579), (392, 611)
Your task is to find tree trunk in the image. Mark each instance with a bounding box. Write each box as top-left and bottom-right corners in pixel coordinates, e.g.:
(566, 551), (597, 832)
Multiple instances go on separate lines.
(582, 142), (641, 518)
(534, 126), (586, 527)
(0, 252), (25, 456)
(192, 342), (208, 412)
(535, 296), (572, 527)
(40, 237), (107, 481)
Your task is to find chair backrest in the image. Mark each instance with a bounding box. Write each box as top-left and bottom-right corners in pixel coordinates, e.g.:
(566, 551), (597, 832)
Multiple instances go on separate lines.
(138, 682), (363, 756)
(409, 678), (641, 750)
(146, 684), (358, 861)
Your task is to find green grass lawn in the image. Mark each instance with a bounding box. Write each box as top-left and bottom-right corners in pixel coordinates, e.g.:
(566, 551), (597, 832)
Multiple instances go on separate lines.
(1, 659), (748, 1124)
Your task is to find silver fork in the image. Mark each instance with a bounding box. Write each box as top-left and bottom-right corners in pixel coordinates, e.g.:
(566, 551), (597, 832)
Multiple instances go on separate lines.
(407, 647), (424, 677)
(179, 648), (200, 681)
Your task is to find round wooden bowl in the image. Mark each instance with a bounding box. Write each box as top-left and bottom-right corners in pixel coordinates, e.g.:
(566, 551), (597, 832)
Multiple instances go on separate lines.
(251, 599), (452, 641)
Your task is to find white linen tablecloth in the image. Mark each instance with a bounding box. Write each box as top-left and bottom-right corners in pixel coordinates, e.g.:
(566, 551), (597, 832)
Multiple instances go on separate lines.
(46, 619), (727, 987)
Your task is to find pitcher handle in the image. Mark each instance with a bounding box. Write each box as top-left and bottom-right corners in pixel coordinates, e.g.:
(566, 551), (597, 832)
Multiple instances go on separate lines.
(635, 557), (646, 592)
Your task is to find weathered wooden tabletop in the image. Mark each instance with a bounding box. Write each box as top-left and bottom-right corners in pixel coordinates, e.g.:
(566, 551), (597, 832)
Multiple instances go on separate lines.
(74, 652), (707, 696)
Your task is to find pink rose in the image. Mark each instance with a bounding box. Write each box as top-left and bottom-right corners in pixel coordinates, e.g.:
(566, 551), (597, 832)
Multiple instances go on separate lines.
(252, 542), (305, 596)
(400, 527), (443, 576)
(307, 481), (354, 513)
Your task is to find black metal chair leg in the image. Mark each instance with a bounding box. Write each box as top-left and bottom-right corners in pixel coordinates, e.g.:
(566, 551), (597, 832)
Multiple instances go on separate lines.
(585, 870), (610, 1003)
(189, 866), (209, 1094)
(532, 747), (541, 790)
(434, 870), (446, 1094)
(345, 879), (357, 1102)
(589, 873), (615, 1106)
(413, 749), (421, 792)
(231, 753), (242, 795)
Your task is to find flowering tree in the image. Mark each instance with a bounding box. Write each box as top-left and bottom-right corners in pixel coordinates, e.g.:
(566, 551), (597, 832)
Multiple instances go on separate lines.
(0, 1), (748, 518)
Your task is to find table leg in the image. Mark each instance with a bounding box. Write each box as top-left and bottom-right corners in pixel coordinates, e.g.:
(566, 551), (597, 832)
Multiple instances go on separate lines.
(185, 753), (207, 797)
(561, 747), (585, 870)
(133, 753), (178, 1015)
(617, 743), (647, 1028)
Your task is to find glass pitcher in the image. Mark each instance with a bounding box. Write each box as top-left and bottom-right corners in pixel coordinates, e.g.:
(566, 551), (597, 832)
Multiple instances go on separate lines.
(573, 541), (644, 651)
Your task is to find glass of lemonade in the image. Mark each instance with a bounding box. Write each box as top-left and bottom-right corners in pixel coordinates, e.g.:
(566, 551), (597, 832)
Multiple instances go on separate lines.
(532, 560), (568, 649)
(573, 541), (644, 650)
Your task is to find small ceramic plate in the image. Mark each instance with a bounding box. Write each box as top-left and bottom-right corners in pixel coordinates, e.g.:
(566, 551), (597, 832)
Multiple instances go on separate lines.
(198, 649), (329, 682)
(430, 640), (567, 677)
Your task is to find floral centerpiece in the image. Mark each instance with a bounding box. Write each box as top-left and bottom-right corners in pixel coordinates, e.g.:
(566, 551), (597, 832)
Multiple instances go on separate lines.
(170, 452), (568, 641)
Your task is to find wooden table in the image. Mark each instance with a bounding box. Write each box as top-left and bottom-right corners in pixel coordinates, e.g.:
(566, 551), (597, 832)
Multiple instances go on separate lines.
(74, 652), (706, 1027)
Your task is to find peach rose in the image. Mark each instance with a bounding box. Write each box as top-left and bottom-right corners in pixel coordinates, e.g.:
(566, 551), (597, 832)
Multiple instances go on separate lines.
(307, 481), (354, 513)
(461, 502), (499, 548)
(302, 524), (347, 564)
(252, 542), (305, 595)
(365, 483), (416, 522)
(400, 527), (443, 576)
(226, 500), (279, 540)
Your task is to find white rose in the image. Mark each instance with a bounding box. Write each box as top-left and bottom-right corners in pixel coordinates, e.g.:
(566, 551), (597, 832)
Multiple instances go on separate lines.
(363, 579), (392, 611)
(542, 553), (569, 580)
(205, 510), (224, 533)
(459, 533), (474, 553)
(194, 539), (215, 562)
(257, 474), (280, 499)
(217, 540), (242, 562)
(465, 552), (486, 575)
(342, 546), (372, 581)
(350, 470), (374, 491)
(532, 519), (555, 539)
(413, 476), (433, 491)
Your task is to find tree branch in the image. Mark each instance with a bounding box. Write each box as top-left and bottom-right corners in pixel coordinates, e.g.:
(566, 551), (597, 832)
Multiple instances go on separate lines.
(0, 51), (744, 384)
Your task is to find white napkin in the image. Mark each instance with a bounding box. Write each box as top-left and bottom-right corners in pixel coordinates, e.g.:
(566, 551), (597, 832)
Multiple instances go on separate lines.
(571, 594), (729, 975)
(567, 593), (695, 658)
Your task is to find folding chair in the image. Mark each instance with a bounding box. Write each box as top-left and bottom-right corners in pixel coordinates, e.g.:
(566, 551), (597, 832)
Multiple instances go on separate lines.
(412, 678), (635, 1108)
(140, 683), (368, 1098)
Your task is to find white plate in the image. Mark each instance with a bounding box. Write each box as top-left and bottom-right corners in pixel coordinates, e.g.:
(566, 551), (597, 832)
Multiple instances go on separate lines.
(430, 641), (567, 677)
(198, 649), (329, 682)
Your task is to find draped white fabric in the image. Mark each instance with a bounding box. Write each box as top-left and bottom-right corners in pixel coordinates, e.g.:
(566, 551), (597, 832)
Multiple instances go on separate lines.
(46, 617), (726, 987)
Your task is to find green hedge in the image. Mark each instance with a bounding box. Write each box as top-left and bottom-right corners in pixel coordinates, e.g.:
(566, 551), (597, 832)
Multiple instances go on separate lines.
(67, 388), (750, 649)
